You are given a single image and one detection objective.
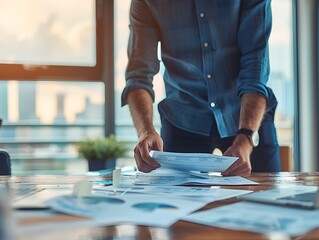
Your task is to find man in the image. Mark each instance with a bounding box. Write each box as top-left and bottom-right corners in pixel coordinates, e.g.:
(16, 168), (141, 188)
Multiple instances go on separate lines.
(121, 0), (281, 176)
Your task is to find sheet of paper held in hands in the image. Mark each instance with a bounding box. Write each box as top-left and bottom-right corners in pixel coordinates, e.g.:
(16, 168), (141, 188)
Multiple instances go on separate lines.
(150, 150), (237, 172)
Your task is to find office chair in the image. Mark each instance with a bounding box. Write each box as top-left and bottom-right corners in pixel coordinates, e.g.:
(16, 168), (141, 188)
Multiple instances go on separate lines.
(0, 119), (11, 175)
(280, 145), (292, 172)
(0, 149), (11, 176)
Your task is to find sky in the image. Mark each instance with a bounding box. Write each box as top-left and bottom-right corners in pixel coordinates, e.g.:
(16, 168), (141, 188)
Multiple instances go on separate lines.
(0, 0), (95, 66)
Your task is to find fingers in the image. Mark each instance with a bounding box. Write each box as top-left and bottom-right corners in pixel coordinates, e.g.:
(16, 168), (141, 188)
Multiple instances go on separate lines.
(222, 143), (252, 176)
(134, 148), (160, 172)
(134, 149), (156, 172)
(222, 159), (251, 176)
(222, 162), (240, 176)
(222, 167), (250, 176)
(134, 134), (162, 173)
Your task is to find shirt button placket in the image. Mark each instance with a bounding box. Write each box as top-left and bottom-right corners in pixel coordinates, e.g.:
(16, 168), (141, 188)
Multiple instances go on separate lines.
(199, 11), (215, 109)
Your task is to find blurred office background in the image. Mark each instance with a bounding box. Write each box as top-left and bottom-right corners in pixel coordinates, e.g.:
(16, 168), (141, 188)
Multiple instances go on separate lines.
(0, 0), (317, 175)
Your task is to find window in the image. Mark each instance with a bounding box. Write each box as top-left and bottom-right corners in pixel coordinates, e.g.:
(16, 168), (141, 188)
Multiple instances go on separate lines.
(268, 1), (295, 163)
(0, 0), (113, 174)
(0, 81), (104, 173)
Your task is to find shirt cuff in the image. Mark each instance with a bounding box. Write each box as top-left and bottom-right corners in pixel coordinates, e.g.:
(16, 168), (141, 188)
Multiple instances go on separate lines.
(121, 80), (155, 107)
(237, 82), (278, 111)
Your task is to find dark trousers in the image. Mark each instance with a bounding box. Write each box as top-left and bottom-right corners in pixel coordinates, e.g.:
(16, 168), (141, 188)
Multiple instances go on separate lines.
(160, 111), (281, 172)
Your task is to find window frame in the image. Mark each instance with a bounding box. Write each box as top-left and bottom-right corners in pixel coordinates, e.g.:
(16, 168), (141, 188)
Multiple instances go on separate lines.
(292, 0), (300, 171)
(295, 0), (319, 171)
(316, 0), (319, 171)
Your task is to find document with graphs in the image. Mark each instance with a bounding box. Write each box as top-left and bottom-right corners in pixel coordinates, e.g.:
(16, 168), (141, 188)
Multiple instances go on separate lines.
(150, 150), (237, 172)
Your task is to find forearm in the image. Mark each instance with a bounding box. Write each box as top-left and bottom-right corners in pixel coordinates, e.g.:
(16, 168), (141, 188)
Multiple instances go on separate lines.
(223, 93), (267, 176)
(239, 93), (267, 131)
(127, 89), (156, 138)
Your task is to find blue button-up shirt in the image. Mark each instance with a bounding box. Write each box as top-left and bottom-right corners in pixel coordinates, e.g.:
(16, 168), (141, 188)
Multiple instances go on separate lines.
(122, 0), (277, 138)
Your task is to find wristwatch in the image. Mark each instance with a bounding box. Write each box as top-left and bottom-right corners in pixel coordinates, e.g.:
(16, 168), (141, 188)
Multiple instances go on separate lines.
(237, 128), (259, 147)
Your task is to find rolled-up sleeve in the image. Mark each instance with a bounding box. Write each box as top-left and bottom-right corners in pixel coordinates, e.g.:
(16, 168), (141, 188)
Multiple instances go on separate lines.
(121, 0), (160, 106)
(237, 0), (272, 100)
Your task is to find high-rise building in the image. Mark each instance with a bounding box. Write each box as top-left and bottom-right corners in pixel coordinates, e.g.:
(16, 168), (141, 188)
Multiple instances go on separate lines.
(75, 96), (103, 122)
(54, 93), (67, 123)
(18, 82), (39, 122)
(269, 71), (293, 121)
(0, 81), (8, 120)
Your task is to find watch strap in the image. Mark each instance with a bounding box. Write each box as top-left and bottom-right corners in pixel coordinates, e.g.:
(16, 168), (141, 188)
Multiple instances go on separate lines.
(237, 128), (254, 137)
(237, 128), (259, 147)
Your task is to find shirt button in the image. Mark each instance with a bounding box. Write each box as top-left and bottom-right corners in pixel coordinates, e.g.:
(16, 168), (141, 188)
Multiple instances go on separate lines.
(207, 74), (212, 79)
(210, 102), (216, 108)
(200, 12), (205, 18)
(204, 42), (209, 47)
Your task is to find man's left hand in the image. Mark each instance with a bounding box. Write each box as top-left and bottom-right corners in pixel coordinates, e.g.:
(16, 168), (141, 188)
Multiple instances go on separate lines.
(221, 134), (253, 176)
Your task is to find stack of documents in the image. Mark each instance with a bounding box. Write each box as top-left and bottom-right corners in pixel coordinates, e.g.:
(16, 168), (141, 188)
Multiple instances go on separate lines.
(133, 151), (257, 186)
(135, 168), (257, 186)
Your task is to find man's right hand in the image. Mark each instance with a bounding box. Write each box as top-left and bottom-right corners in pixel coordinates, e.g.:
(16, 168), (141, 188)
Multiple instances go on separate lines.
(126, 88), (162, 172)
(134, 130), (163, 172)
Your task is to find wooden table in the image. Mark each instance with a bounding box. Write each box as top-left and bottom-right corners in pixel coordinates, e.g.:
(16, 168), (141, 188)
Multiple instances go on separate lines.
(2, 172), (319, 240)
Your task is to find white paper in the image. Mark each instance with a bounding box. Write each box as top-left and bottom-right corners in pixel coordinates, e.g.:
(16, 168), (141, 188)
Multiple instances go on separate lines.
(150, 150), (237, 172)
(185, 176), (258, 185)
(135, 171), (257, 186)
(46, 193), (209, 228)
(73, 180), (92, 197)
(183, 201), (319, 237)
(112, 169), (122, 187)
(94, 185), (252, 202)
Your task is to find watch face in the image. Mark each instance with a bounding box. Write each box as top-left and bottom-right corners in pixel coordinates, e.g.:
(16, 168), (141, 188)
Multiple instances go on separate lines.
(251, 131), (259, 147)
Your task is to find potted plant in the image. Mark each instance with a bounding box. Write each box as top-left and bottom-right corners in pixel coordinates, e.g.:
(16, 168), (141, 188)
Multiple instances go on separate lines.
(77, 134), (128, 171)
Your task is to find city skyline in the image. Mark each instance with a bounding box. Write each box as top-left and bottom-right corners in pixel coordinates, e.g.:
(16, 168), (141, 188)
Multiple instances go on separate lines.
(1, 81), (104, 124)
(0, 68), (293, 125)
